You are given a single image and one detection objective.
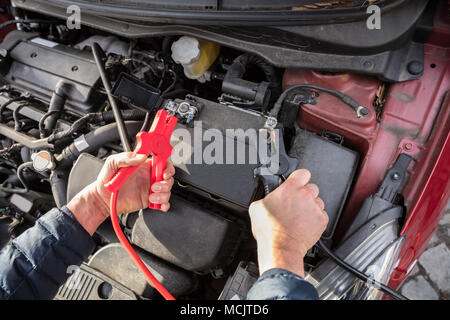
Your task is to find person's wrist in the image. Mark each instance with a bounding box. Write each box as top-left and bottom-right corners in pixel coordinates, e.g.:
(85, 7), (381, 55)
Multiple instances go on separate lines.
(67, 183), (110, 236)
(256, 237), (307, 277)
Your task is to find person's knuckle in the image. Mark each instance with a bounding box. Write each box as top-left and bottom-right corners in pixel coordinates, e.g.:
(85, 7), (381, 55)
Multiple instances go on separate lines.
(105, 154), (116, 164)
(299, 186), (314, 200)
(308, 183), (319, 194)
(321, 211), (329, 226)
(316, 197), (325, 208)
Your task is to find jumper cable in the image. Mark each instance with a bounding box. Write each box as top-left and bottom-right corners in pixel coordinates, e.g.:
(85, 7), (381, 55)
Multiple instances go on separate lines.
(104, 109), (178, 300)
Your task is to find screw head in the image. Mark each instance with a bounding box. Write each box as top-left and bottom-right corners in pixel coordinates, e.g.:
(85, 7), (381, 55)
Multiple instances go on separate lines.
(407, 61), (423, 75)
(265, 117), (277, 129)
(392, 172), (400, 181)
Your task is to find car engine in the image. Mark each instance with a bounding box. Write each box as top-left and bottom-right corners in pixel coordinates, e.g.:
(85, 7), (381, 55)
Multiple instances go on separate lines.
(0, 14), (409, 300)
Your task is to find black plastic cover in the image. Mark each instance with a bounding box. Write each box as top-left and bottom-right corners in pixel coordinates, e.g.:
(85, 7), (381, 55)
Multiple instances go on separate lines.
(0, 31), (102, 114)
(289, 129), (359, 239)
(112, 73), (161, 112)
(130, 194), (241, 272)
(88, 243), (196, 298)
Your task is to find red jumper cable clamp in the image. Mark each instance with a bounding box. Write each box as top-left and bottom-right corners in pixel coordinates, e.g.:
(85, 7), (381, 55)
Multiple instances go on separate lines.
(104, 109), (178, 300)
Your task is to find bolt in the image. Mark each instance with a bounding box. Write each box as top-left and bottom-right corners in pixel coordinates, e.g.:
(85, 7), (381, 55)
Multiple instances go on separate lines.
(178, 102), (190, 113)
(360, 108), (370, 117)
(392, 172), (400, 181)
(363, 60), (374, 70)
(407, 61), (423, 75)
(404, 143), (413, 151)
(265, 117), (277, 129)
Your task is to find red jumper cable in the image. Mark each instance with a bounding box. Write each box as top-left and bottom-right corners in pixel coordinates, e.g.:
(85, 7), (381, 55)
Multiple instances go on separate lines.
(104, 109), (178, 300)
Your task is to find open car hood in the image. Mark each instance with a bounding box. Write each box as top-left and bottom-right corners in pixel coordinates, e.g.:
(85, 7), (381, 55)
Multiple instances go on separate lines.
(35, 0), (410, 26)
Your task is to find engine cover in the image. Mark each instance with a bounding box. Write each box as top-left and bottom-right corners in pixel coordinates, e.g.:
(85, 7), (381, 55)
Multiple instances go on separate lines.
(0, 31), (102, 114)
(130, 193), (242, 273)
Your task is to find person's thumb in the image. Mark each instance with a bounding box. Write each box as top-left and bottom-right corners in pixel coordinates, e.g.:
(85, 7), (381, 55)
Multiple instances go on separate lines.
(101, 152), (147, 181)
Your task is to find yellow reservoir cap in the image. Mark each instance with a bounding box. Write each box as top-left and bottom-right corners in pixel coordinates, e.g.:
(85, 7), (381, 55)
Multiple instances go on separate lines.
(171, 36), (220, 82)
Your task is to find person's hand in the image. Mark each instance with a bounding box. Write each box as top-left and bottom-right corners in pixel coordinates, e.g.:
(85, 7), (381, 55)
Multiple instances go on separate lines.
(67, 152), (175, 235)
(249, 169), (328, 277)
(95, 152), (175, 214)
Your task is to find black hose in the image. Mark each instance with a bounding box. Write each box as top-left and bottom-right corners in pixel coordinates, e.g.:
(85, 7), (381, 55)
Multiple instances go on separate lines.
(222, 53), (280, 110)
(55, 121), (142, 168)
(100, 109), (146, 123)
(13, 103), (31, 131)
(231, 53), (280, 96)
(269, 84), (370, 119)
(0, 161), (33, 194)
(39, 110), (62, 138)
(92, 42), (132, 152)
(42, 81), (72, 138)
(50, 170), (68, 208)
(47, 109), (146, 144)
(316, 240), (408, 300)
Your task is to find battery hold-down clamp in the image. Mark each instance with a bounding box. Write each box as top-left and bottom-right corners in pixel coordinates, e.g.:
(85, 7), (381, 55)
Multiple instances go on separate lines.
(104, 109), (178, 300)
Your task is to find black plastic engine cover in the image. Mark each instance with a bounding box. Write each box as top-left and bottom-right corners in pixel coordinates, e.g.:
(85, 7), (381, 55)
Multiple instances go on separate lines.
(0, 31), (102, 114)
(130, 194), (241, 272)
(88, 243), (196, 299)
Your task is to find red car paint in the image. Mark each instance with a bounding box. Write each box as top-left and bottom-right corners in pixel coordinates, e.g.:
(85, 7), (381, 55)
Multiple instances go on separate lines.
(0, 1), (15, 41)
(284, 1), (450, 293)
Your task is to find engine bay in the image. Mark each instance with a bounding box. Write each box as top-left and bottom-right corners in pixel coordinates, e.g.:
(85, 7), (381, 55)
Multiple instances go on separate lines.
(0, 4), (440, 299)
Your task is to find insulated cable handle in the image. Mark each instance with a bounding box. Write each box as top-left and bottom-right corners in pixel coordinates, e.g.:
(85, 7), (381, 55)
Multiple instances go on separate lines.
(103, 131), (152, 194)
(149, 153), (167, 210)
(104, 110), (178, 300)
(104, 110), (177, 205)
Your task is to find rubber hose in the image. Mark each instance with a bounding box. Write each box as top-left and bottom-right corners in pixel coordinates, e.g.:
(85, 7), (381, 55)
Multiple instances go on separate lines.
(227, 53), (280, 98)
(44, 81), (72, 136)
(50, 170), (68, 208)
(48, 110), (146, 145)
(56, 121), (142, 168)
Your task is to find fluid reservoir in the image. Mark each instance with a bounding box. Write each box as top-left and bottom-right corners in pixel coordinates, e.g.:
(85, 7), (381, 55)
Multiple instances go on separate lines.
(171, 36), (220, 82)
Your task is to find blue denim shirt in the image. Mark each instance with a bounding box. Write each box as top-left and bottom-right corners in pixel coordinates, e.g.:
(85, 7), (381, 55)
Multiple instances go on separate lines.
(0, 207), (318, 300)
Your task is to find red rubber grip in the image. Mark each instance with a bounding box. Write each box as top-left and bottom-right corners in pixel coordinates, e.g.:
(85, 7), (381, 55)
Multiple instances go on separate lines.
(149, 154), (166, 210)
(104, 166), (139, 193)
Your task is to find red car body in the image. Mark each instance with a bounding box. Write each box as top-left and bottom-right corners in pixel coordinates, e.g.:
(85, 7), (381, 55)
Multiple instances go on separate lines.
(283, 0), (450, 292)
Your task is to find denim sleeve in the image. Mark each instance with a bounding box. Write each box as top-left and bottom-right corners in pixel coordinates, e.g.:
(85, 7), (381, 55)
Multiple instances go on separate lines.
(0, 206), (95, 300)
(246, 268), (319, 300)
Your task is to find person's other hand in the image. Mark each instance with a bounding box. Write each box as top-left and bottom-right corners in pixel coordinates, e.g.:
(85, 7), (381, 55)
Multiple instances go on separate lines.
(249, 169), (328, 277)
(67, 152), (175, 235)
